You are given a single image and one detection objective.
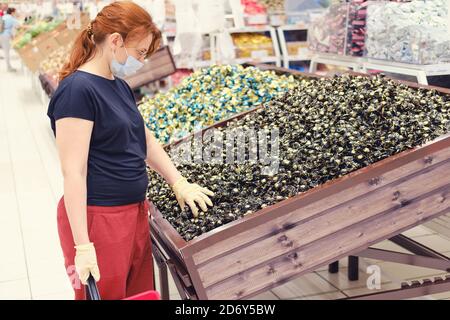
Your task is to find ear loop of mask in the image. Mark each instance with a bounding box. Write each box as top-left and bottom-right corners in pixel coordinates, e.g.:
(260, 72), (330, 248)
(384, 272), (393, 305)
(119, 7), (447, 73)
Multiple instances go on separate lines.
(112, 38), (129, 61)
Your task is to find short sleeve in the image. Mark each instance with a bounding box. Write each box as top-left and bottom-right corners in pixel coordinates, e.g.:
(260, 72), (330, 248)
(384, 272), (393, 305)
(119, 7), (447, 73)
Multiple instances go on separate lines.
(49, 76), (96, 122)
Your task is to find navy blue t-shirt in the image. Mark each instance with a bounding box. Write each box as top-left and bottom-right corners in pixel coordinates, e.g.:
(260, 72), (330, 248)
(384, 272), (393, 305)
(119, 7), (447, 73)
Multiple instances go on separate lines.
(47, 70), (148, 206)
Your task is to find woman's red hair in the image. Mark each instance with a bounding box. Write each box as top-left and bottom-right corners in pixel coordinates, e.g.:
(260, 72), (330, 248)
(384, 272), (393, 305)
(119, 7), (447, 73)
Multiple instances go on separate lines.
(59, 1), (161, 81)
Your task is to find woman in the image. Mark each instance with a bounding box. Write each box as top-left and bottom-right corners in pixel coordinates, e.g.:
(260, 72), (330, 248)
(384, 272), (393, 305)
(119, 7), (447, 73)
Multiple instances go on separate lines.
(47, 1), (214, 300)
(1, 7), (20, 72)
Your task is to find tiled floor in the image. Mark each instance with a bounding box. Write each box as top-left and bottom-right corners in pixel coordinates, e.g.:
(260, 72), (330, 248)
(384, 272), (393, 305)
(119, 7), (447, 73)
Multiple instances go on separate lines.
(0, 53), (72, 300)
(1, 51), (449, 300)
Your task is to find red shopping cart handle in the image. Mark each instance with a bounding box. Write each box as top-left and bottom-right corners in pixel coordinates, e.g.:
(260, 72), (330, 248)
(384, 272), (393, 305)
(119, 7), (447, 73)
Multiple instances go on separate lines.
(86, 274), (101, 300)
(85, 274), (161, 300)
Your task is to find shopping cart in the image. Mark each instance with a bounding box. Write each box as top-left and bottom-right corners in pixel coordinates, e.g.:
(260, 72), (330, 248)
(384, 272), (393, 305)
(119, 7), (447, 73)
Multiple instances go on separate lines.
(86, 274), (160, 300)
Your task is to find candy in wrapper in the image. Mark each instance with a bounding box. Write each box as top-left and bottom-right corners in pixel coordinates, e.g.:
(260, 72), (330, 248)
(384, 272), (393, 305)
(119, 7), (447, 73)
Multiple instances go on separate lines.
(138, 65), (299, 144)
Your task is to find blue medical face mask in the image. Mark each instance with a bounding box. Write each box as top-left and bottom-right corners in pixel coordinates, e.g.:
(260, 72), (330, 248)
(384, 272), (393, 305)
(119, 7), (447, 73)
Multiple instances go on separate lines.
(110, 45), (144, 78)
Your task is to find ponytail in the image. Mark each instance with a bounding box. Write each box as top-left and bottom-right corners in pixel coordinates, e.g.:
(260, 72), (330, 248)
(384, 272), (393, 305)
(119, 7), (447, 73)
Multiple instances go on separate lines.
(58, 1), (161, 82)
(59, 29), (96, 81)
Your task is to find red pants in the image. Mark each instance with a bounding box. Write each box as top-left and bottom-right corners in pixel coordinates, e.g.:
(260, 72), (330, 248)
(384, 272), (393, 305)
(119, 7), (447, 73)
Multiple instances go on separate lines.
(57, 197), (154, 300)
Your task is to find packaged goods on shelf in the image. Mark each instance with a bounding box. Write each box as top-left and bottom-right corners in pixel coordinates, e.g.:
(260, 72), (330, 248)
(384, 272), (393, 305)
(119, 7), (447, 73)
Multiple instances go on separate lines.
(409, 27), (450, 65)
(202, 50), (211, 61)
(138, 65), (298, 144)
(259, 0), (284, 13)
(286, 41), (309, 56)
(241, 0), (284, 15)
(278, 26), (310, 67)
(148, 74), (450, 241)
(346, 0), (409, 57)
(285, 11), (311, 26)
(241, 0), (267, 15)
(366, 0), (449, 64)
(346, 0), (366, 57)
(308, 3), (349, 55)
(231, 33), (274, 58)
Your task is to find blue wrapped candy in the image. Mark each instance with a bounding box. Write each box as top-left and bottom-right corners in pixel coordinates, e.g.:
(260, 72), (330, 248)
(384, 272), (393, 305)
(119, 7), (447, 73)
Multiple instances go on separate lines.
(138, 65), (299, 144)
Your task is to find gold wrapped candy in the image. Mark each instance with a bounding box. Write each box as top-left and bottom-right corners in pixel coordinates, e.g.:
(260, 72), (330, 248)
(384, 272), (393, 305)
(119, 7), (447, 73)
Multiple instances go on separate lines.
(232, 33), (274, 58)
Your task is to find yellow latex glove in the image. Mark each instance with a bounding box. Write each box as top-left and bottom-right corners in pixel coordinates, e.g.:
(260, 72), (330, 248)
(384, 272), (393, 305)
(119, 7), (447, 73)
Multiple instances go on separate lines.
(74, 242), (100, 285)
(171, 177), (214, 217)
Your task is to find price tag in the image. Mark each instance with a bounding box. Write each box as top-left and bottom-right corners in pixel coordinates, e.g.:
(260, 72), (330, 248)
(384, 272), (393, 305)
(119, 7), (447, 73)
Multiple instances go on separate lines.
(251, 50), (269, 59)
(247, 14), (268, 25)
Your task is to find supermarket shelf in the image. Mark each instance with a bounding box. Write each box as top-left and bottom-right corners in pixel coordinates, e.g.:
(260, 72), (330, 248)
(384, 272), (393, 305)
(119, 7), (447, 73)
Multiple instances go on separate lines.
(286, 55), (312, 62)
(309, 53), (366, 73)
(170, 26), (282, 68)
(309, 53), (450, 85)
(165, 25), (311, 69)
(278, 24), (309, 31)
(195, 60), (213, 68)
(230, 26), (282, 67)
(234, 56), (280, 65)
(177, 57), (281, 70)
(228, 26), (274, 34)
(362, 59), (450, 85)
(277, 25), (311, 68)
(175, 59), (212, 70)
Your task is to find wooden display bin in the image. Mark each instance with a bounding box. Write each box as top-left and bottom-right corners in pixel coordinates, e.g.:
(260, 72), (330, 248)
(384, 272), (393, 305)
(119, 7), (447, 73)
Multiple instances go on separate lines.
(124, 46), (176, 90)
(16, 26), (61, 72)
(17, 44), (44, 72)
(37, 36), (61, 58)
(150, 65), (450, 300)
(55, 28), (77, 46)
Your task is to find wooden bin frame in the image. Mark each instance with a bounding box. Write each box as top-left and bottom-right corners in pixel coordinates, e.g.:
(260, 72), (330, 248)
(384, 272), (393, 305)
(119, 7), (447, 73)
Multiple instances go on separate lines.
(149, 64), (450, 300)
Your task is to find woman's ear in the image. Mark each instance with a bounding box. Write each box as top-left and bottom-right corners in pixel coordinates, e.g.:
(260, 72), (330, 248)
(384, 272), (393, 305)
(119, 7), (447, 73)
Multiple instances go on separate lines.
(109, 33), (124, 50)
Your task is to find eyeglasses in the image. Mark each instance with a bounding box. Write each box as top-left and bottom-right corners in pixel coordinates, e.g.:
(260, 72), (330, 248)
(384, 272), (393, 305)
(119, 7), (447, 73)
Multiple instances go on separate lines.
(126, 47), (149, 59)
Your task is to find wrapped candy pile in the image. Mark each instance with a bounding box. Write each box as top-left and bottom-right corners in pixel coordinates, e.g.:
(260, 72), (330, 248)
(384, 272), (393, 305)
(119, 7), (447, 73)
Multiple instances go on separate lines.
(138, 65), (298, 144)
(148, 74), (450, 241)
(366, 0), (450, 64)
